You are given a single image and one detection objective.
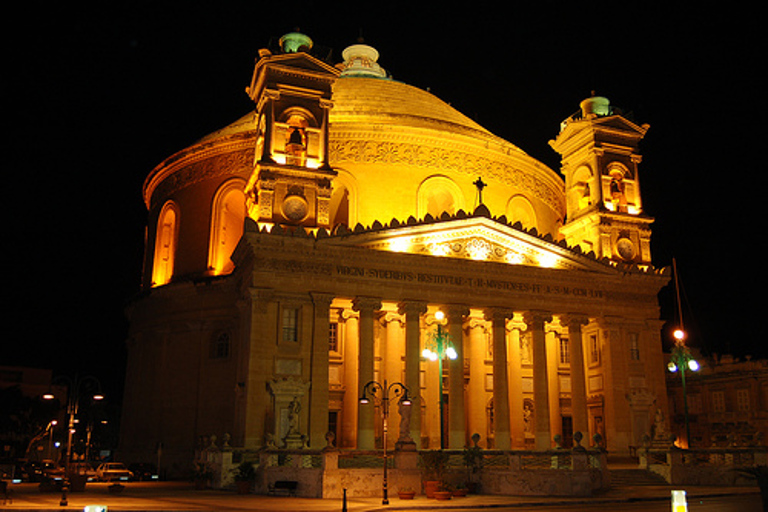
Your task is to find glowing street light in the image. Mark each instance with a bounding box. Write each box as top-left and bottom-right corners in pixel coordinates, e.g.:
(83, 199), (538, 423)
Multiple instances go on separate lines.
(421, 310), (457, 449)
(43, 375), (104, 471)
(667, 331), (699, 448)
(359, 379), (411, 505)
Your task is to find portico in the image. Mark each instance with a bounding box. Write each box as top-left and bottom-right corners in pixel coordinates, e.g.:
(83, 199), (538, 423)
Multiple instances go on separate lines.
(235, 209), (669, 455)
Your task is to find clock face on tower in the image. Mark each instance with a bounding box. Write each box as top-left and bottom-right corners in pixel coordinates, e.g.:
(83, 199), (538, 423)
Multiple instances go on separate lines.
(616, 237), (636, 261)
(282, 195), (308, 222)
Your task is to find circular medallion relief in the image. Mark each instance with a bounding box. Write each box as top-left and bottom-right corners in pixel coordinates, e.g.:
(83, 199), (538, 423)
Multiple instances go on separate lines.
(616, 237), (636, 261)
(282, 195), (308, 221)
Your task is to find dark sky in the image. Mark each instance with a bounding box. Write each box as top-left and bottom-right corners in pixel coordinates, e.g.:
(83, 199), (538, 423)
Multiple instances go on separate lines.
(5, 2), (764, 399)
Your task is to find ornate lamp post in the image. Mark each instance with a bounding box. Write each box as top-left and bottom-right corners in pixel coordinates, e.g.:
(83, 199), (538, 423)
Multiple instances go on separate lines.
(667, 329), (699, 448)
(359, 379), (411, 505)
(43, 375), (104, 471)
(421, 310), (456, 448)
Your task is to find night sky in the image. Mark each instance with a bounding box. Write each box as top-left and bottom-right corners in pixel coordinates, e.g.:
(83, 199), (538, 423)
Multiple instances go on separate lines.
(6, 3), (764, 401)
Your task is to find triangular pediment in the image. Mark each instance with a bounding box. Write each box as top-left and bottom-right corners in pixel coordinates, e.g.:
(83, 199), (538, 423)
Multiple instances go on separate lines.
(323, 214), (619, 274)
(264, 52), (340, 77)
(557, 113), (649, 142)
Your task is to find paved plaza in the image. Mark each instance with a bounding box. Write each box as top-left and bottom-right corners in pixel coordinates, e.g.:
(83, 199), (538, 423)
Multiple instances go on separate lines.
(0, 480), (760, 512)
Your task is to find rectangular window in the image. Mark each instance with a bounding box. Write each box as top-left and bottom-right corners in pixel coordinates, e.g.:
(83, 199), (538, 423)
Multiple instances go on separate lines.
(628, 332), (640, 361)
(282, 307), (299, 343)
(329, 322), (339, 352)
(559, 336), (570, 365)
(210, 332), (230, 359)
(737, 388), (750, 412)
(712, 390), (726, 413)
(589, 334), (600, 365)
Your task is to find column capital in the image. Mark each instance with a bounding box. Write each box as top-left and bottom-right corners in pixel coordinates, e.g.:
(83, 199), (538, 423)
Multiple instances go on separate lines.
(310, 291), (335, 308)
(352, 296), (382, 313)
(466, 316), (489, 331)
(397, 300), (428, 317)
(442, 304), (470, 321)
(484, 308), (515, 323)
(560, 314), (590, 329)
(378, 311), (405, 326)
(523, 310), (552, 328)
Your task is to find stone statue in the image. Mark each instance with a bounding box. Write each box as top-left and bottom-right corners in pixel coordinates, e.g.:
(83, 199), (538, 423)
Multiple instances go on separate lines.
(287, 397), (301, 436)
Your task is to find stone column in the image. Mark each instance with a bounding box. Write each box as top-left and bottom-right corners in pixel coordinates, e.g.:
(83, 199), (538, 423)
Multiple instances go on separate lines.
(485, 308), (513, 450)
(562, 314), (590, 438)
(445, 304), (469, 449)
(308, 292), (334, 448)
(353, 296), (382, 449)
(398, 301), (428, 449)
(466, 315), (488, 448)
(380, 311), (405, 449)
(340, 308), (359, 448)
(525, 311), (553, 450)
(507, 317), (526, 448)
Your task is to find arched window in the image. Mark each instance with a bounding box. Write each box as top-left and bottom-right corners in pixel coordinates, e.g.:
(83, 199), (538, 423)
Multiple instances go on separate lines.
(152, 201), (179, 287)
(417, 176), (464, 219)
(329, 186), (349, 228)
(506, 195), (537, 230)
(330, 170), (357, 229)
(570, 166), (594, 211)
(208, 180), (246, 276)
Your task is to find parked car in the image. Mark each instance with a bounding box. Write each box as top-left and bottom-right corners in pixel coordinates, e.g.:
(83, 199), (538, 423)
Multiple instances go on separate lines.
(128, 463), (159, 481)
(95, 462), (133, 482)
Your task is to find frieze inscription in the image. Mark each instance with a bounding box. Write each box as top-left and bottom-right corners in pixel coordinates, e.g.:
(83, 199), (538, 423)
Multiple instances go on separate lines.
(259, 257), (603, 299)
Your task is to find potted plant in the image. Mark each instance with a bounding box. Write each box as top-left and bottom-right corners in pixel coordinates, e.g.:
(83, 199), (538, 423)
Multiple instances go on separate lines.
(420, 450), (449, 498)
(233, 461), (256, 494)
(192, 462), (213, 490)
(433, 482), (452, 500)
(452, 482), (468, 497)
(397, 486), (416, 500)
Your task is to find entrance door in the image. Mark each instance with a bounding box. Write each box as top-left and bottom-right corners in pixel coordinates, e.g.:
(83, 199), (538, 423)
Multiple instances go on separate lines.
(561, 416), (573, 448)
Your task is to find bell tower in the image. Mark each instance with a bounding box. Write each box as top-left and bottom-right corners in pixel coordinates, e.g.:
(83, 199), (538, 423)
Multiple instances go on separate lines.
(244, 31), (340, 230)
(550, 95), (654, 266)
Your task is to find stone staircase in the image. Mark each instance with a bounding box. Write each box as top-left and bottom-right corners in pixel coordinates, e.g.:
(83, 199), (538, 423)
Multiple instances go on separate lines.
(610, 468), (670, 487)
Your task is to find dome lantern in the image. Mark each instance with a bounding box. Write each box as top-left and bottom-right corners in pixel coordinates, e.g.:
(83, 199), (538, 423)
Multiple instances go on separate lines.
(279, 31), (313, 53)
(339, 42), (388, 78)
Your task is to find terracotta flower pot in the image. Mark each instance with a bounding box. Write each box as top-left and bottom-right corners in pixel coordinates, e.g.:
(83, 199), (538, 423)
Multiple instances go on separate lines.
(433, 490), (452, 500)
(397, 491), (416, 500)
(423, 480), (440, 498)
(452, 488), (468, 497)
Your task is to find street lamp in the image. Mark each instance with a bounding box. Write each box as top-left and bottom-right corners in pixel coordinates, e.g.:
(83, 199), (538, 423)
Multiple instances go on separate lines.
(359, 379), (411, 505)
(43, 375), (104, 471)
(421, 310), (456, 448)
(667, 330), (699, 448)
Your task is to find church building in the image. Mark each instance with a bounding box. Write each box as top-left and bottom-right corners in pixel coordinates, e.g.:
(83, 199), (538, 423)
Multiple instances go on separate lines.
(120, 31), (669, 475)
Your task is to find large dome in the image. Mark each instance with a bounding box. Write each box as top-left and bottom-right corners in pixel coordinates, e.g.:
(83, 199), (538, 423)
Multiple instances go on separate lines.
(141, 40), (565, 287)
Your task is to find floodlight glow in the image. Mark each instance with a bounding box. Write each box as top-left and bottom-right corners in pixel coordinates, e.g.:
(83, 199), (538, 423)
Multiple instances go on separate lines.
(445, 346), (457, 360)
(688, 360), (699, 372)
(668, 361), (678, 373)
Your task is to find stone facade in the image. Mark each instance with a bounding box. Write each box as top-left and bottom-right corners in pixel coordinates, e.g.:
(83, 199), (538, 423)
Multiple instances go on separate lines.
(121, 31), (670, 477)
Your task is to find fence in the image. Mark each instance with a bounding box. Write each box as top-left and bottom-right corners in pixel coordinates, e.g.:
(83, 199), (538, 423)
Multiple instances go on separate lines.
(195, 441), (608, 498)
(639, 446), (768, 486)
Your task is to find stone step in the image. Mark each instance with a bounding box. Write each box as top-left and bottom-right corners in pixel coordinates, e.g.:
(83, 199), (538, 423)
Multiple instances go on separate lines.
(610, 468), (669, 486)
